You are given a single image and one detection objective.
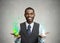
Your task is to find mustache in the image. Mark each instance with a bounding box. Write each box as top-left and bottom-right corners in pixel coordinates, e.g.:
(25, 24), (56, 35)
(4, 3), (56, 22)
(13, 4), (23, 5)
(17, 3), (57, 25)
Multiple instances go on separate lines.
(27, 17), (33, 19)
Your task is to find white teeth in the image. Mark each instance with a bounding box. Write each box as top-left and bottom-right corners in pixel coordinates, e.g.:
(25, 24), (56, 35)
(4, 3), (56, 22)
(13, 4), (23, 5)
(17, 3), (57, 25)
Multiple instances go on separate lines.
(28, 18), (32, 19)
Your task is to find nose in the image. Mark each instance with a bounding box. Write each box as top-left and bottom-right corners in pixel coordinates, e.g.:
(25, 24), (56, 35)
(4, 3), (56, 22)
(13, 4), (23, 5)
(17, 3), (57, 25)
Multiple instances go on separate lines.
(28, 14), (31, 17)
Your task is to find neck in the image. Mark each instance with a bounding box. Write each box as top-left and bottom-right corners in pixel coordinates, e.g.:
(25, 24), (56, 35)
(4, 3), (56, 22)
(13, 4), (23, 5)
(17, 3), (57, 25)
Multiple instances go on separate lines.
(27, 21), (33, 24)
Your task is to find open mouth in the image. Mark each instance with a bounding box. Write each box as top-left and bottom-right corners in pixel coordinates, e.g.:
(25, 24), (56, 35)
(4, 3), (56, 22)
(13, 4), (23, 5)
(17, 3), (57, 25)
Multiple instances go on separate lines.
(28, 17), (32, 20)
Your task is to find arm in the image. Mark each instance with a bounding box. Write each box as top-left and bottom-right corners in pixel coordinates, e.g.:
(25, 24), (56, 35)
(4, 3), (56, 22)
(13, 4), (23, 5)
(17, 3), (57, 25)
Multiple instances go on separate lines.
(39, 24), (47, 38)
(10, 24), (21, 38)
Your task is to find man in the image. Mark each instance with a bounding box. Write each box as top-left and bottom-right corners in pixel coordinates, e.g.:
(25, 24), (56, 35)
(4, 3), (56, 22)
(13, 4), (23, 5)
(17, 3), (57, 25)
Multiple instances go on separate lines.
(20, 7), (39, 43)
(19, 7), (48, 43)
(11, 7), (49, 43)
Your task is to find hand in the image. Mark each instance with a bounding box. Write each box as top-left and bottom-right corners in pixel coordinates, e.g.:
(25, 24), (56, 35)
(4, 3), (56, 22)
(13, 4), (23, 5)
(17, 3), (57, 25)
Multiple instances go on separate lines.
(10, 33), (21, 38)
(45, 32), (49, 35)
(39, 32), (49, 38)
(39, 34), (46, 38)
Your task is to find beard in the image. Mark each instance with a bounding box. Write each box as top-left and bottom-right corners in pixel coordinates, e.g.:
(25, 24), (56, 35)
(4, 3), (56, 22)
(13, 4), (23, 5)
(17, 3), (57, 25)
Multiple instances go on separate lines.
(26, 17), (34, 23)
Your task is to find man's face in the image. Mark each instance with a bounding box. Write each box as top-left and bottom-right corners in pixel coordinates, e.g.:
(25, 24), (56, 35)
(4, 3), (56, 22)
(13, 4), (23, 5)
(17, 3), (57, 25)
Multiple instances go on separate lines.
(24, 9), (35, 23)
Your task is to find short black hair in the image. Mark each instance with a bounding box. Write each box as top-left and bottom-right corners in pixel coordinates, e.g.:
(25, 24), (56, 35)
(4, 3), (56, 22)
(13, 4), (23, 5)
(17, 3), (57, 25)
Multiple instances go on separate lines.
(25, 7), (35, 13)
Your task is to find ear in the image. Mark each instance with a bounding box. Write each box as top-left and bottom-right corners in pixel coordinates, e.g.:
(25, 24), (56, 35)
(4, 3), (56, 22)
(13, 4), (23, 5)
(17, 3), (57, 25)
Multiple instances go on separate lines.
(34, 13), (35, 17)
(24, 13), (25, 17)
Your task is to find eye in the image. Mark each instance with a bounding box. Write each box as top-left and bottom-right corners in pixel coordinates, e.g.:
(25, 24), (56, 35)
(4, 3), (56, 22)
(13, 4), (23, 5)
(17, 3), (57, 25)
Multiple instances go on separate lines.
(30, 13), (33, 14)
(26, 13), (28, 14)
(30, 13), (34, 15)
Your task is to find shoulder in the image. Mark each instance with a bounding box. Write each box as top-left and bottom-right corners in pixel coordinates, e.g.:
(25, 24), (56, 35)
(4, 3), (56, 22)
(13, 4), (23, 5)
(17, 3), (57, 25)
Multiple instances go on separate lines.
(20, 22), (25, 25)
(34, 22), (40, 25)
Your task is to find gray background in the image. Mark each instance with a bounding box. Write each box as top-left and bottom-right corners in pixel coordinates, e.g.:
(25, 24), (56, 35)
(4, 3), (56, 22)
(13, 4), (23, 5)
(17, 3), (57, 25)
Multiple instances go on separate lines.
(0, 0), (60, 43)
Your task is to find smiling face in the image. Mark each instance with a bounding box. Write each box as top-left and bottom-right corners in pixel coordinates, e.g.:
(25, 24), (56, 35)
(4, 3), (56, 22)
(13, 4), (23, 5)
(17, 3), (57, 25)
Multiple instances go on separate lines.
(24, 9), (35, 24)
